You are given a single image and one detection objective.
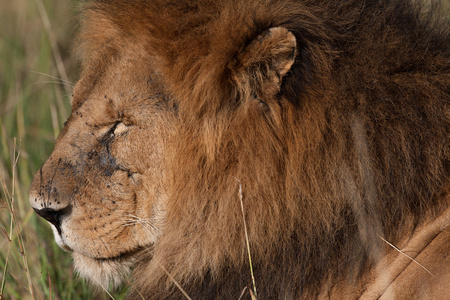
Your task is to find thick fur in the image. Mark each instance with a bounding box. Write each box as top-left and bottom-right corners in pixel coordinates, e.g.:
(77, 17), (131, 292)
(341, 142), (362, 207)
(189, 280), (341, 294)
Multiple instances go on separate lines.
(30, 0), (449, 299)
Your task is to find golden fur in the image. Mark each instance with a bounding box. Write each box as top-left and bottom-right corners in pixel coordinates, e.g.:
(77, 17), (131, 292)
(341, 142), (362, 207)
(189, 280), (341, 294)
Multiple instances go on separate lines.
(30, 0), (449, 298)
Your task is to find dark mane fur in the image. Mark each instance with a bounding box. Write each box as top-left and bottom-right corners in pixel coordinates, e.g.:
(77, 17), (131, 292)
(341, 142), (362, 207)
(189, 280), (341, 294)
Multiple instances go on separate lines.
(76, 0), (449, 298)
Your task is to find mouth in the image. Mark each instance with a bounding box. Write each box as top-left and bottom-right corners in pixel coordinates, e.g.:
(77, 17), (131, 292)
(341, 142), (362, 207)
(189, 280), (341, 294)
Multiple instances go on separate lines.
(93, 245), (149, 262)
(49, 224), (74, 252)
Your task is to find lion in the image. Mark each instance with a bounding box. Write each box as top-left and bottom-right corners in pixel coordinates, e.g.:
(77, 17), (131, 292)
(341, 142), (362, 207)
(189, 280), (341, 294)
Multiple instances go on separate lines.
(29, 0), (449, 299)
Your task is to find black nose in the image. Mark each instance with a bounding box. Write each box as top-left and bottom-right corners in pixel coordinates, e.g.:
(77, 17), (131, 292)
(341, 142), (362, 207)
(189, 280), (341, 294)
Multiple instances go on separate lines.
(33, 206), (71, 235)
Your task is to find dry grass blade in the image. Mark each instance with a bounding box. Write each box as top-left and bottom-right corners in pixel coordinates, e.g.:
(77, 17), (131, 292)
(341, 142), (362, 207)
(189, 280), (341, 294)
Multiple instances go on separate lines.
(160, 265), (192, 300)
(238, 286), (257, 300)
(0, 227), (11, 297)
(238, 287), (248, 300)
(234, 177), (258, 299)
(48, 272), (52, 300)
(8, 272), (28, 291)
(91, 277), (116, 300)
(34, 0), (71, 97)
(249, 289), (257, 300)
(124, 277), (146, 300)
(378, 235), (434, 276)
(1, 139), (35, 298)
(1, 178), (11, 296)
(13, 140), (34, 297)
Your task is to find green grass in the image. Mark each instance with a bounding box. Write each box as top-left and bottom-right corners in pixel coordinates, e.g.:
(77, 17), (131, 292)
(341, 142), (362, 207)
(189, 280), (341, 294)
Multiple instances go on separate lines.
(0, 0), (127, 299)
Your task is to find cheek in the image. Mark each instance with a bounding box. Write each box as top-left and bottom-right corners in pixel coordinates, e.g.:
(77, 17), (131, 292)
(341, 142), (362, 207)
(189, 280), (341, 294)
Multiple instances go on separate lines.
(76, 171), (136, 209)
(114, 129), (164, 170)
(61, 174), (138, 248)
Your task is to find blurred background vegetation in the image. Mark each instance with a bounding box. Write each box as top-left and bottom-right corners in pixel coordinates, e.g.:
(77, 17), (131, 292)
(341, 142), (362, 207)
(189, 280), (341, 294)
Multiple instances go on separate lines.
(0, 0), (127, 298)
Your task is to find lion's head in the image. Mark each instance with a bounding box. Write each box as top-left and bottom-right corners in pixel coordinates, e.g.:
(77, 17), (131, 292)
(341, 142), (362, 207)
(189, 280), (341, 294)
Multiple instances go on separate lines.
(30, 0), (449, 298)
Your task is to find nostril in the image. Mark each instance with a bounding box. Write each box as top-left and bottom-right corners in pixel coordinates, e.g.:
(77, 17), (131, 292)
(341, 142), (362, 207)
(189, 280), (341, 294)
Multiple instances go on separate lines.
(33, 206), (72, 235)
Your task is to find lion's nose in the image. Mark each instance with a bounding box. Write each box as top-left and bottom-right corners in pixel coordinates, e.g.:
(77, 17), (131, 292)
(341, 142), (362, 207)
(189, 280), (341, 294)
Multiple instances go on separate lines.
(33, 206), (72, 235)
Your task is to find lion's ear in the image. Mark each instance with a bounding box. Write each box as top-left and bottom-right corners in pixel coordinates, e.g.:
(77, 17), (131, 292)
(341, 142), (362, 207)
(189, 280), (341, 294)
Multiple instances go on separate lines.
(229, 27), (297, 99)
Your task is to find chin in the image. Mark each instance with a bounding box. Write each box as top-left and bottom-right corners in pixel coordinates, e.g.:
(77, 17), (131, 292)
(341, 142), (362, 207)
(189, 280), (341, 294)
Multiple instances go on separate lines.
(73, 252), (137, 290)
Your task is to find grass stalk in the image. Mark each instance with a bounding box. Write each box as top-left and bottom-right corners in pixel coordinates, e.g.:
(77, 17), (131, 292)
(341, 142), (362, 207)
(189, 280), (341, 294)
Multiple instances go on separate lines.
(235, 178), (257, 299)
(160, 265), (192, 300)
(34, 0), (71, 97)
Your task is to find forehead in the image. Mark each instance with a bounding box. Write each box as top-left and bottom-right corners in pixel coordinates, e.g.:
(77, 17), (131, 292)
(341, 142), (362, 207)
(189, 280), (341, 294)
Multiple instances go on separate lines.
(71, 43), (166, 111)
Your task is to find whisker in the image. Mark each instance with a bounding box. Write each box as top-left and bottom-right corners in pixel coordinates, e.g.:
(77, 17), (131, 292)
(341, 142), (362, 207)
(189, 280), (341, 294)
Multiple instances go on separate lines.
(33, 81), (75, 87)
(122, 215), (161, 234)
(29, 71), (75, 86)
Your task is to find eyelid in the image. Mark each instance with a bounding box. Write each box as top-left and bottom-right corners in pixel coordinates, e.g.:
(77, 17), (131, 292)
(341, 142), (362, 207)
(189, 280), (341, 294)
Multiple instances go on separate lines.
(97, 121), (129, 142)
(113, 122), (128, 136)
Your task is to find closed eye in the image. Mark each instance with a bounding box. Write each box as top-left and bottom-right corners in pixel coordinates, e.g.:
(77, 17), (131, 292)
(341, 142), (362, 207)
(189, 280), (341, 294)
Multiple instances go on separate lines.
(112, 122), (128, 137)
(100, 122), (128, 143)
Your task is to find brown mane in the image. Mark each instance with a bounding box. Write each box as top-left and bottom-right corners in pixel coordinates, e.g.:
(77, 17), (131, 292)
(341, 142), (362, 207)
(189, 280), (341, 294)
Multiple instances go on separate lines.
(34, 0), (449, 298)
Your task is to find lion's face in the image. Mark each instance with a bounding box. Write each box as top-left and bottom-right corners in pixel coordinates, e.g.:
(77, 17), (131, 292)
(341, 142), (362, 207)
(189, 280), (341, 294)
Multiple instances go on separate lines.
(29, 50), (172, 287)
